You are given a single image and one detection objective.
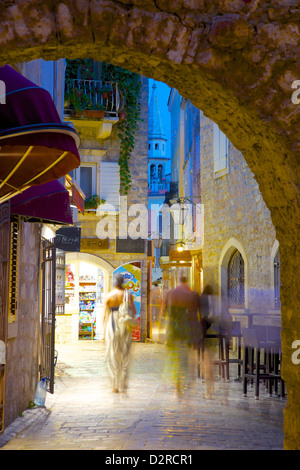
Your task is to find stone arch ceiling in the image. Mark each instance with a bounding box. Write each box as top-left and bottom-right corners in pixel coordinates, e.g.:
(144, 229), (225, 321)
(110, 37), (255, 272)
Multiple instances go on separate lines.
(0, 0), (299, 449)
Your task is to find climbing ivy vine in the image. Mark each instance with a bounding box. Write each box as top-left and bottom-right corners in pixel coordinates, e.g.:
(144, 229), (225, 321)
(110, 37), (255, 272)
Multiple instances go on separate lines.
(102, 64), (142, 195)
(65, 60), (142, 195)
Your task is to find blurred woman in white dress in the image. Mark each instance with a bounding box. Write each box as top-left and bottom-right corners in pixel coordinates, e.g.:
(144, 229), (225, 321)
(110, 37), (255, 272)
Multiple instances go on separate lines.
(103, 274), (136, 393)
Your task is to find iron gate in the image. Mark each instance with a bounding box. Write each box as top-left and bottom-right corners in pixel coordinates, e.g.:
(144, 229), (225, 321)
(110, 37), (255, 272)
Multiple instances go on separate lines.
(40, 238), (57, 394)
(0, 202), (10, 432)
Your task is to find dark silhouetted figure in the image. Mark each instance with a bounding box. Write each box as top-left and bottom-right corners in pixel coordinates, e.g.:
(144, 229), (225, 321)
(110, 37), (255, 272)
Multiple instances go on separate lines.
(162, 272), (200, 397)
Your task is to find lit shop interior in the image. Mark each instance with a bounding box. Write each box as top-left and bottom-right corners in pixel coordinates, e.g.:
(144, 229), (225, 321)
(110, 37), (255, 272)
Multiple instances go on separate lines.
(65, 261), (105, 340)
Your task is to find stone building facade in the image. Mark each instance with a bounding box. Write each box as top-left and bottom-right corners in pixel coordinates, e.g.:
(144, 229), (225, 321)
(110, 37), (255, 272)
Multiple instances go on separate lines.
(61, 71), (149, 343)
(166, 90), (280, 327)
(198, 110), (280, 324)
(4, 221), (41, 428)
(2, 59), (69, 429)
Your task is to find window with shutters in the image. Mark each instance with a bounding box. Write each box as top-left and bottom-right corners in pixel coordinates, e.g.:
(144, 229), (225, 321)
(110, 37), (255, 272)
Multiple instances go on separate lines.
(213, 122), (229, 175)
(99, 161), (120, 210)
(70, 164), (96, 200)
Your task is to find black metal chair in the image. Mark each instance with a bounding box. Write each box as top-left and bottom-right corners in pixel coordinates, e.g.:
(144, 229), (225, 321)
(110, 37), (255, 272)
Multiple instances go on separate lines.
(266, 326), (285, 397)
(229, 321), (243, 380)
(206, 328), (230, 381)
(242, 326), (284, 399)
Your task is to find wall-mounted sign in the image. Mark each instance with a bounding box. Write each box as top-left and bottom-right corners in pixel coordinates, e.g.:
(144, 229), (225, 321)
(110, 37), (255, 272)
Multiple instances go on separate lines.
(116, 238), (146, 254)
(80, 238), (109, 251)
(56, 227), (81, 252)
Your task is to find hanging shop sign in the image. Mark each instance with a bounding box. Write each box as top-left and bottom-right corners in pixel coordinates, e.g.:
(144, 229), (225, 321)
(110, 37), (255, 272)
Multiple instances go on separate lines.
(56, 226), (81, 252)
(113, 262), (141, 341)
(116, 237), (146, 254)
(169, 249), (192, 262)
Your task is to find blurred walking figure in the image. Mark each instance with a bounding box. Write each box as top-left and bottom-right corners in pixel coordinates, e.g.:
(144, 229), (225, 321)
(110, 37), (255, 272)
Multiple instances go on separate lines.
(199, 285), (215, 399)
(161, 271), (200, 397)
(152, 282), (162, 323)
(103, 274), (136, 393)
(199, 285), (232, 399)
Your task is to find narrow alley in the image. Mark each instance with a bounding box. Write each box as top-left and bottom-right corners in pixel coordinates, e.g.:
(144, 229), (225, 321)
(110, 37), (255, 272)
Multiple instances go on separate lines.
(0, 340), (284, 451)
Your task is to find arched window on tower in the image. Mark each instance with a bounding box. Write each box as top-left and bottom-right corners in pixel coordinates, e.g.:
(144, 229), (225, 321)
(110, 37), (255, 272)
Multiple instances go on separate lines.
(228, 249), (245, 308)
(155, 143), (159, 150)
(158, 164), (163, 180)
(150, 164), (156, 179)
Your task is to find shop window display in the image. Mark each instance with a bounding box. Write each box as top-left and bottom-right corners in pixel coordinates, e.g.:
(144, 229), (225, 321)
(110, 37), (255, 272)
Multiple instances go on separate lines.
(79, 264), (105, 340)
(65, 262), (105, 340)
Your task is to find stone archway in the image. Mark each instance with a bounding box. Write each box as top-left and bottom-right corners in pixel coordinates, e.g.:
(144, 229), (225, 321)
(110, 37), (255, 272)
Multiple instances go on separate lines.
(66, 251), (115, 294)
(64, 252), (115, 341)
(0, 0), (299, 449)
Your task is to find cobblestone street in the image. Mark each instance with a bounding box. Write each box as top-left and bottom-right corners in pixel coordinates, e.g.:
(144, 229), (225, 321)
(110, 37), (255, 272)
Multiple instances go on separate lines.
(0, 341), (285, 451)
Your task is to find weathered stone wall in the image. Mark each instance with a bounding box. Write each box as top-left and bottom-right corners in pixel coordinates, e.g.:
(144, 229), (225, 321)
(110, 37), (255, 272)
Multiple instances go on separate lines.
(5, 221), (41, 427)
(0, 0), (299, 448)
(200, 111), (278, 318)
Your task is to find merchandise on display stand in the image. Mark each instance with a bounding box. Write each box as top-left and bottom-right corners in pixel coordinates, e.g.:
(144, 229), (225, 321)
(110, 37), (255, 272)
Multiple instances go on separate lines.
(65, 262), (105, 340)
(79, 277), (97, 340)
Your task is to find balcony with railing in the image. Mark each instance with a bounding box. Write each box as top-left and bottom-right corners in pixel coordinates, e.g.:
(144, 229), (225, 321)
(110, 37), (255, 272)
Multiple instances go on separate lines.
(148, 180), (168, 196)
(64, 79), (125, 139)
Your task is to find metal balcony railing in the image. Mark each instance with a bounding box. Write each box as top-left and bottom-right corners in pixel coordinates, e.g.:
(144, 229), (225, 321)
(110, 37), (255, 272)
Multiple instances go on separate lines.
(64, 79), (124, 116)
(149, 181), (168, 195)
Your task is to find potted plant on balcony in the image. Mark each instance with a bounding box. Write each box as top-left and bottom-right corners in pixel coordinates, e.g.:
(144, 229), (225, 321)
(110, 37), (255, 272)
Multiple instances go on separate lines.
(100, 86), (112, 99)
(65, 87), (106, 118)
(82, 105), (106, 119)
(118, 110), (126, 120)
(84, 195), (106, 210)
(64, 87), (82, 114)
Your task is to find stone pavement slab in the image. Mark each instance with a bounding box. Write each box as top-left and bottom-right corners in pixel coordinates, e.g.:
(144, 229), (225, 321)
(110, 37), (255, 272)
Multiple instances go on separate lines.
(0, 341), (285, 450)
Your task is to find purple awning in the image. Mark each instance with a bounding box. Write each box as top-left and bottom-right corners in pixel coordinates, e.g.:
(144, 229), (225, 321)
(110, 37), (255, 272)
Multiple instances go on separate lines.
(0, 65), (80, 203)
(10, 180), (73, 225)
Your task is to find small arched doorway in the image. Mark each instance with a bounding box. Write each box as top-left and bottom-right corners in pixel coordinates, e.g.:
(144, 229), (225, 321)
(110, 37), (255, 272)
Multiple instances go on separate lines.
(219, 238), (248, 313)
(55, 252), (115, 344)
(227, 249), (245, 310)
